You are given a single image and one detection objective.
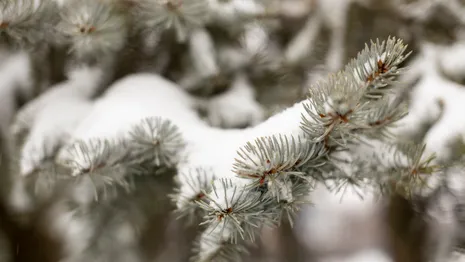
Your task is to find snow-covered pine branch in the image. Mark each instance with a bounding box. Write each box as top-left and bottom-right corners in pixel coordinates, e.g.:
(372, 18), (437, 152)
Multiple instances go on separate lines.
(55, 0), (128, 61)
(11, 0), (128, 181)
(188, 37), (418, 261)
(5, 0), (465, 261)
(0, 0), (57, 48)
(26, 37), (449, 261)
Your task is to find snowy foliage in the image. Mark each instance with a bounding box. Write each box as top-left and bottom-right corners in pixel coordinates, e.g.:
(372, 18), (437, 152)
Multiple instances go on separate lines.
(2, 1), (465, 262)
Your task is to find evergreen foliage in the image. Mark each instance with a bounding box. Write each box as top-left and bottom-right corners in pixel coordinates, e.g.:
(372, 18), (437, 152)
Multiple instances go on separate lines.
(1, 1), (465, 262)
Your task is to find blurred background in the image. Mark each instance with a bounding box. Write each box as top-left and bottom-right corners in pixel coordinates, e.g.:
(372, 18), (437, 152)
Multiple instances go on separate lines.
(1, 0), (465, 261)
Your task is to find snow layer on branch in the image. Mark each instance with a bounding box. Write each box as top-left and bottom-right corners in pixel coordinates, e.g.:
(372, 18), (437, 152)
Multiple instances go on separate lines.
(61, 73), (201, 142)
(59, 73), (309, 180)
(16, 66), (104, 176)
(19, 98), (92, 176)
(206, 73), (264, 128)
(48, 72), (320, 261)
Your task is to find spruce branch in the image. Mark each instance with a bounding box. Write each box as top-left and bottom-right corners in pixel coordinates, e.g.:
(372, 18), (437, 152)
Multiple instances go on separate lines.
(301, 71), (367, 147)
(56, 116), (185, 202)
(192, 222), (250, 262)
(133, 0), (211, 42)
(267, 178), (313, 228)
(376, 142), (443, 199)
(357, 97), (409, 140)
(186, 38), (416, 261)
(59, 138), (131, 201)
(232, 134), (326, 193)
(127, 117), (185, 168)
(197, 178), (271, 242)
(171, 167), (216, 223)
(56, 0), (128, 59)
(0, 0), (57, 48)
(301, 38), (411, 148)
(192, 175), (312, 261)
(3, 0), (451, 257)
(345, 37), (412, 97)
(342, 141), (443, 200)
